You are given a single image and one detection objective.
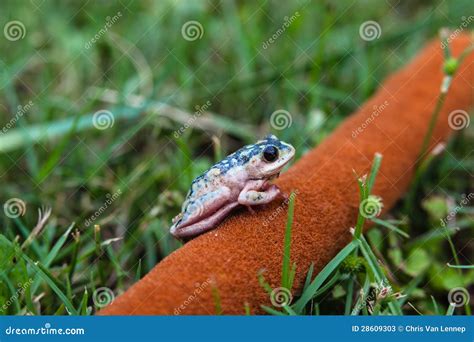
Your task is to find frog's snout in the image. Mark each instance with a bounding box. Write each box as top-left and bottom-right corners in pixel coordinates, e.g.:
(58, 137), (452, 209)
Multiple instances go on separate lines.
(286, 145), (296, 160)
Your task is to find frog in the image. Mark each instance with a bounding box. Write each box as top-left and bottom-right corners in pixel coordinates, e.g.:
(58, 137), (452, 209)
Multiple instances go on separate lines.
(170, 135), (295, 239)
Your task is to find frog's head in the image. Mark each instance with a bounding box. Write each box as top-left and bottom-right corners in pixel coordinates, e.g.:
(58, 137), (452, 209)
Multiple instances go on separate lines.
(246, 135), (295, 179)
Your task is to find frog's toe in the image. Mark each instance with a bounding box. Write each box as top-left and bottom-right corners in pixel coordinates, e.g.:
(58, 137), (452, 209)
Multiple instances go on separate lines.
(171, 213), (183, 224)
(245, 205), (256, 214)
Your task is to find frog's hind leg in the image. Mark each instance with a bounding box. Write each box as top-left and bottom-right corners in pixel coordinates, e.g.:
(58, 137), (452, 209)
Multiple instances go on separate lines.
(178, 187), (232, 228)
(170, 202), (239, 239)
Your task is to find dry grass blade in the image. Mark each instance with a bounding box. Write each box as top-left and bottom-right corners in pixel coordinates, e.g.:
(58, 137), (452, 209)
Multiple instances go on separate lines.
(22, 206), (52, 249)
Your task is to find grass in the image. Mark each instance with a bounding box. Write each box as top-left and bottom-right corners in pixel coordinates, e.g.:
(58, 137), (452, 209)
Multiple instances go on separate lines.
(0, 0), (473, 315)
(281, 192), (296, 290)
(267, 150), (469, 315)
(266, 153), (404, 315)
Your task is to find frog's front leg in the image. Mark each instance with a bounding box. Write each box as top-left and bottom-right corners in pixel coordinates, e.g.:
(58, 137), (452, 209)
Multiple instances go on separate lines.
(237, 179), (268, 210)
(238, 181), (281, 207)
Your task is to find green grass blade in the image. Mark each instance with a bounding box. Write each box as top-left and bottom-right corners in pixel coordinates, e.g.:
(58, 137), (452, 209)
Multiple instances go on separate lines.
(44, 223), (75, 267)
(244, 302), (251, 315)
(344, 276), (355, 315)
(442, 225), (461, 267)
(351, 274), (370, 315)
(282, 305), (297, 316)
(105, 245), (127, 285)
(431, 296), (440, 315)
(303, 262), (315, 291)
(0, 105), (144, 153)
(261, 305), (287, 316)
(0, 235), (78, 315)
(353, 153), (383, 239)
(357, 237), (384, 281)
(292, 240), (357, 313)
(371, 218), (409, 238)
(406, 219), (471, 248)
(135, 259), (142, 281)
(31, 223), (75, 294)
(446, 303), (455, 316)
(0, 273), (21, 313)
(352, 174), (367, 240)
(68, 231), (80, 281)
(288, 262), (297, 291)
(366, 153), (383, 194)
(0, 98), (255, 154)
(442, 223), (471, 315)
(357, 236), (402, 315)
(212, 285), (222, 315)
(313, 271), (342, 298)
(281, 192), (295, 289)
(257, 272), (274, 295)
(28, 260), (78, 315)
(447, 263), (474, 269)
(78, 288), (89, 315)
(53, 304), (66, 315)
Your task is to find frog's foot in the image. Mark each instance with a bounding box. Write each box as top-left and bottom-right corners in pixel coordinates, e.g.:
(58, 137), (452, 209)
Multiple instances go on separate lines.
(279, 190), (289, 201)
(267, 173), (280, 181)
(238, 184), (281, 206)
(172, 212), (183, 224)
(245, 205), (256, 214)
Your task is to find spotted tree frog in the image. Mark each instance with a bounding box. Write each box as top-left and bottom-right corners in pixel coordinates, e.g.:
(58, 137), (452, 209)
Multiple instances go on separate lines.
(170, 135), (295, 239)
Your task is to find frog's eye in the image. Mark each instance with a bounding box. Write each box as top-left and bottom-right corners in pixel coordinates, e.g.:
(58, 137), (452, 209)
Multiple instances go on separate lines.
(262, 145), (279, 162)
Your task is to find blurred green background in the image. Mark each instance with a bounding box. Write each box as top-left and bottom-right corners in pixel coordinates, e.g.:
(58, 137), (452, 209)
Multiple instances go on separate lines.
(0, 0), (472, 315)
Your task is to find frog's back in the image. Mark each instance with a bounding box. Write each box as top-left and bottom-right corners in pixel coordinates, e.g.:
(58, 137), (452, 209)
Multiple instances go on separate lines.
(180, 138), (274, 213)
(180, 168), (220, 212)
